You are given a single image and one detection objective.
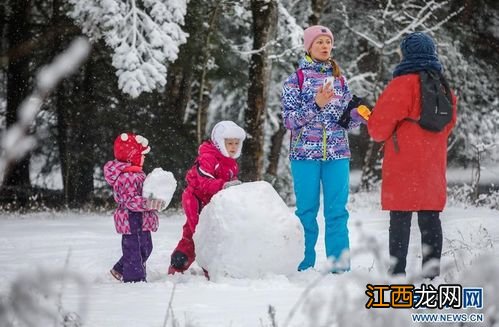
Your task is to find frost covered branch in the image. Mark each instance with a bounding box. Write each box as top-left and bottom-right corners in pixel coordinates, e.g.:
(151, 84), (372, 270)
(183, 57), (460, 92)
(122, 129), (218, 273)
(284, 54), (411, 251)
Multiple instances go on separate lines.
(0, 38), (90, 186)
(0, 268), (87, 327)
(68, 0), (188, 98)
(340, 4), (383, 49)
(230, 1), (303, 64)
(341, 0), (464, 50)
(162, 283), (178, 327)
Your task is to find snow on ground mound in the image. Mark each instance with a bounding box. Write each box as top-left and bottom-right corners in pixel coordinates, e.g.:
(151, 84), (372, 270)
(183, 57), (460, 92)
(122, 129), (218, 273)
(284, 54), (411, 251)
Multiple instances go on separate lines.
(143, 168), (177, 210)
(194, 181), (304, 279)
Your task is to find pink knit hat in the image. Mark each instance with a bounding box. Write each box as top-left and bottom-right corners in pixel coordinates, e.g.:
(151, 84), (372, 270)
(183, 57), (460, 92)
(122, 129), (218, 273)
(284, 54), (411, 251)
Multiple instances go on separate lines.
(303, 25), (334, 52)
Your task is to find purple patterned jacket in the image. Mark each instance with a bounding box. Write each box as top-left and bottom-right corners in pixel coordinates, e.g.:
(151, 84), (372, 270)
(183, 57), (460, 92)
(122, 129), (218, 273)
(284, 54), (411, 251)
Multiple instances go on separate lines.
(281, 56), (360, 160)
(103, 160), (159, 234)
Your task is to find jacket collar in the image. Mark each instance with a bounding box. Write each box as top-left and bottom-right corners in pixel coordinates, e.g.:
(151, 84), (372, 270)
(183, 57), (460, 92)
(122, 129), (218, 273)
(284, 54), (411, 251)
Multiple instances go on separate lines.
(298, 55), (333, 73)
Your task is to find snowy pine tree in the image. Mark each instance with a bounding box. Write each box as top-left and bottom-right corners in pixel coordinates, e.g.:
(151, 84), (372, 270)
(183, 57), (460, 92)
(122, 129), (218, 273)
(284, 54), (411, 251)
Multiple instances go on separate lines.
(68, 0), (188, 98)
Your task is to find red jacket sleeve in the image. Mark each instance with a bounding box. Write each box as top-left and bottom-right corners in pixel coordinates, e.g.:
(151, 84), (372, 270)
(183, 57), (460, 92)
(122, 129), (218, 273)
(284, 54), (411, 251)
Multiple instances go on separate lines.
(367, 76), (415, 142)
(193, 154), (225, 198)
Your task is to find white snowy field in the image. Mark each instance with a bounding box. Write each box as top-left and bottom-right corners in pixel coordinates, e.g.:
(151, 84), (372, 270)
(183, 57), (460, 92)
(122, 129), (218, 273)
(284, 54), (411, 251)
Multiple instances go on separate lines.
(0, 192), (498, 327)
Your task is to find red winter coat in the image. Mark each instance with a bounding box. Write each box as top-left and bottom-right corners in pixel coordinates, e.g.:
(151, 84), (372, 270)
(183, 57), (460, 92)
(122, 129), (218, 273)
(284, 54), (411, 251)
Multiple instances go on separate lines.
(185, 141), (239, 205)
(367, 74), (457, 211)
(170, 141), (239, 269)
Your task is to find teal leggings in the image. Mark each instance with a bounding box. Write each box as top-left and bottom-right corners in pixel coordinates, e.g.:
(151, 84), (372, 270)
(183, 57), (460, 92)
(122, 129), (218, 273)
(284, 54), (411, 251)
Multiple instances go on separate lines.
(291, 159), (350, 271)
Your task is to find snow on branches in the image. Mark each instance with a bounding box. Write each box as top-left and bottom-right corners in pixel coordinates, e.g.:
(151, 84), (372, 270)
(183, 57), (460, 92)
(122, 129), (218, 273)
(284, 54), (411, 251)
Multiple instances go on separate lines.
(340, 0), (463, 50)
(68, 0), (188, 98)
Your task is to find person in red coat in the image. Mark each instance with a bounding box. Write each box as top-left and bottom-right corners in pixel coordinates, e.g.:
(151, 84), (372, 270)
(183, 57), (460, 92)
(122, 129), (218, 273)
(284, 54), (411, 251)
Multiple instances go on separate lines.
(367, 32), (457, 278)
(168, 121), (246, 275)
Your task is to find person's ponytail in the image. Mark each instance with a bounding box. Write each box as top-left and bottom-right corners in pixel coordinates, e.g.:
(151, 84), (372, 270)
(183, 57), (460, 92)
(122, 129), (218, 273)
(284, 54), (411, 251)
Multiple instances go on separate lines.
(329, 58), (341, 78)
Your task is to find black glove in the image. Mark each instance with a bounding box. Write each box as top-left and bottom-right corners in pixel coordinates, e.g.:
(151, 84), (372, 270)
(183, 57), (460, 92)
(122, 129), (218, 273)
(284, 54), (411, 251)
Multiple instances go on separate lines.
(338, 95), (366, 128)
(170, 251), (188, 269)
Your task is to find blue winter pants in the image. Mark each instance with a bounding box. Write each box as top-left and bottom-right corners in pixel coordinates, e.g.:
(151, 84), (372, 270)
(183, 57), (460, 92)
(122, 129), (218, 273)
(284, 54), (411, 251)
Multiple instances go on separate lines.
(113, 211), (153, 282)
(291, 159), (350, 272)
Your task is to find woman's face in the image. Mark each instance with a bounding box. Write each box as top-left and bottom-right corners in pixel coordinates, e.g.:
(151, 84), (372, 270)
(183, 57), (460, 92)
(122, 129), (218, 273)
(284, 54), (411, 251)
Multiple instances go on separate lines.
(309, 36), (333, 62)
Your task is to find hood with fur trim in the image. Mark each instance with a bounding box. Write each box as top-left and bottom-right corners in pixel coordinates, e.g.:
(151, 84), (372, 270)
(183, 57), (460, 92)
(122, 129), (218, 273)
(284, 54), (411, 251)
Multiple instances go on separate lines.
(210, 121), (246, 158)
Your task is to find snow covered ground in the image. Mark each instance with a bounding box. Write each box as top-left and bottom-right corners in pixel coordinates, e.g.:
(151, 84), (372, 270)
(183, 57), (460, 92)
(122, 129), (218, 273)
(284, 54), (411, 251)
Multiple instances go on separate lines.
(0, 192), (498, 326)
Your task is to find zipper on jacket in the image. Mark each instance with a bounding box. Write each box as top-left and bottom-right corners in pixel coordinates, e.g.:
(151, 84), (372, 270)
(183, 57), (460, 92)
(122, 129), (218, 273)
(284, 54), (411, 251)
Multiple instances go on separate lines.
(322, 125), (327, 160)
(293, 128), (304, 151)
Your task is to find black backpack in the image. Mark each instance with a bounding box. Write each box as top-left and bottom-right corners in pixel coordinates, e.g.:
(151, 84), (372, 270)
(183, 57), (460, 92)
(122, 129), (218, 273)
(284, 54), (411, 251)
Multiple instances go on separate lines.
(391, 70), (453, 152)
(408, 70), (453, 132)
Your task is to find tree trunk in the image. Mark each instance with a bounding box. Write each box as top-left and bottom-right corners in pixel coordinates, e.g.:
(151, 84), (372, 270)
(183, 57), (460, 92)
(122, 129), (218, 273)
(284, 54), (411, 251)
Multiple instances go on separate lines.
(359, 39), (384, 190)
(309, 0), (325, 25)
(150, 0), (207, 182)
(265, 119), (287, 177)
(3, 0), (32, 195)
(164, 0), (208, 129)
(53, 0), (94, 207)
(241, 0), (278, 182)
(68, 62), (96, 207)
(196, 3), (221, 144)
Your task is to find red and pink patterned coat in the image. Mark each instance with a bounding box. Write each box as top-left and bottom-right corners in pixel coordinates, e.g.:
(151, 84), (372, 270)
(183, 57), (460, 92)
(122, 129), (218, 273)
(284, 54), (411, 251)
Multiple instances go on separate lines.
(104, 160), (159, 234)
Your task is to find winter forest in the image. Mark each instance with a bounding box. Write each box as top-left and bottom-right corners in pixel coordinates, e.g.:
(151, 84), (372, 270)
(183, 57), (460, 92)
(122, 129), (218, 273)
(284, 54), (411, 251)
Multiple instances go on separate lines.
(1, 0), (499, 326)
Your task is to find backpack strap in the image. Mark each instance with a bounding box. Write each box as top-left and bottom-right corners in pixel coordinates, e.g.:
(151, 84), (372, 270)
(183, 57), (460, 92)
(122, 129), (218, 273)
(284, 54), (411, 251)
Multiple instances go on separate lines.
(391, 118), (415, 153)
(296, 68), (304, 90)
(339, 75), (345, 88)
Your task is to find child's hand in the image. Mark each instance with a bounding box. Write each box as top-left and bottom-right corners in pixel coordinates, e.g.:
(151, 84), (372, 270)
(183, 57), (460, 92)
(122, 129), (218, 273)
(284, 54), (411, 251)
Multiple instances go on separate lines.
(146, 198), (166, 211)
(223, 180), (242, 189)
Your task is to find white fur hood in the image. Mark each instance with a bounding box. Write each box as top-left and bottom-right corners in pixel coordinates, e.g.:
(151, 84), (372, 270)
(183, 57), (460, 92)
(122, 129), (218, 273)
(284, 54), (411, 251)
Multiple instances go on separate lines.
(210, 121), (246, 158)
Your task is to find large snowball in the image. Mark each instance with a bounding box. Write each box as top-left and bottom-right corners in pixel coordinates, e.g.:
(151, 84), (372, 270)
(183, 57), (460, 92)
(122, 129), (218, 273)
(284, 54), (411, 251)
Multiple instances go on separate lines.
(194, 181), (304, 279)
(143, 168), (177, 211)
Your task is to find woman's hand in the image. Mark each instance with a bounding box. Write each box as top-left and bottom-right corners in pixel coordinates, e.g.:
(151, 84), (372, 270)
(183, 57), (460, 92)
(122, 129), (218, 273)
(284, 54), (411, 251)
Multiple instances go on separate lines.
(315, 82), (335, 108)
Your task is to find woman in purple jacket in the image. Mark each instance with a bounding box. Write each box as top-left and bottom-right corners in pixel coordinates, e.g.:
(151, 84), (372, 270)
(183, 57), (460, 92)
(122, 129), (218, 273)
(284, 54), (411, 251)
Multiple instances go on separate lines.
(104, 132), (164, 283)
(281, 25), (366, 272)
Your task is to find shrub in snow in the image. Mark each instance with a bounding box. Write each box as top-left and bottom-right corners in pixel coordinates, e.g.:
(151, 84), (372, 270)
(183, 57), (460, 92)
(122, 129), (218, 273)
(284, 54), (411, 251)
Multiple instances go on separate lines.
(194, 181), (304, 279)
(289, 230), (498, 327)
(448, 184), (499, 210)
(457, 254), (499, 326)
(143, 168), (177, 211)
(0, 269), (86, 327)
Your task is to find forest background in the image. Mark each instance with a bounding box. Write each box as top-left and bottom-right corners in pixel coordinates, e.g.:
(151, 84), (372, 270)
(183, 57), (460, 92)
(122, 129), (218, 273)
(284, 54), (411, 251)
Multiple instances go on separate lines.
(1, 0), (498, 210)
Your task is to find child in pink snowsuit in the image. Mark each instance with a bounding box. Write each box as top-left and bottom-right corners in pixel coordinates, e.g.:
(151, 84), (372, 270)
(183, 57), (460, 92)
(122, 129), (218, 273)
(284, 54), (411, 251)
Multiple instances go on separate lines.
(168, 121), (246, 274)
(104, 133), (165, 283)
